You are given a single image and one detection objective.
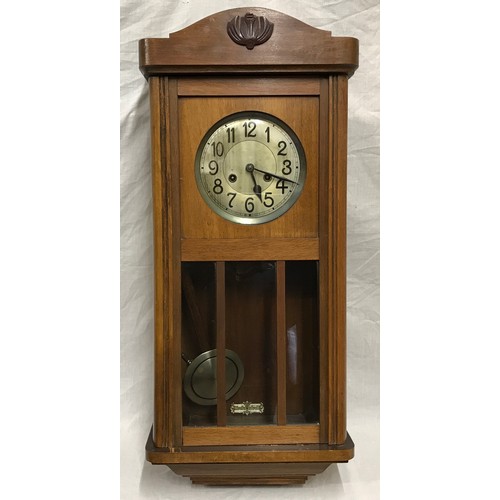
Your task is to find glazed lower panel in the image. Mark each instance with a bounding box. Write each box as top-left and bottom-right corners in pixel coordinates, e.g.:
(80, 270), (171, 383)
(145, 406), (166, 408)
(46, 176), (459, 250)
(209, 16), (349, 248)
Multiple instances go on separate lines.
(181, 260), (320, 428)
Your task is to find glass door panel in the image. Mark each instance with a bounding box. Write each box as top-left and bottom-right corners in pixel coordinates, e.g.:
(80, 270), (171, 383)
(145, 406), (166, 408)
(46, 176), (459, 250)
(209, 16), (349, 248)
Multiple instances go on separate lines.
(285, 261), (319, 424)
(225, 261), (277, 425)
(181, 260), (319, 434)
(181, 262), (217, 426)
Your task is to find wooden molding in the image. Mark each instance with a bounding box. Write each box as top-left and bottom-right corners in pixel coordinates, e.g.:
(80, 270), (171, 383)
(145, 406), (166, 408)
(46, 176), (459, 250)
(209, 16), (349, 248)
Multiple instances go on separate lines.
(181, 238), (319, 261)
(139, 8), (358, 77)
(183, 424), (319, 446)
(146, 427), (354, 464)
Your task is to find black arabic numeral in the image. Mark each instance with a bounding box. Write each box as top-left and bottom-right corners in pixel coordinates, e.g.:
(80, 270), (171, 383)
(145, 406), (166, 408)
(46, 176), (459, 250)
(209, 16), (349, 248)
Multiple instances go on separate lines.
(282, 159), (292, 175)
(227, 192), (237, 208)
(243, 121), (257, 137)
(245, 197), (255, 213)
(213, 178), (224, 194)
(265, 126), (270, 143)
(226, 127), (235, 143)
(276, 179), (287, 194)
(277, 141), (287, 156)
(208, 160), (218, 175)
(263, 192), (274, 207)
(211, 141), (224, 157)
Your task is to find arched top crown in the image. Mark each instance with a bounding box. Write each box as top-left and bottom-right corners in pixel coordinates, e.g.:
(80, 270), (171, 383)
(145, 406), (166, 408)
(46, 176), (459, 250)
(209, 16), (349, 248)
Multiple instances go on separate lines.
(139, 8), (358, 78)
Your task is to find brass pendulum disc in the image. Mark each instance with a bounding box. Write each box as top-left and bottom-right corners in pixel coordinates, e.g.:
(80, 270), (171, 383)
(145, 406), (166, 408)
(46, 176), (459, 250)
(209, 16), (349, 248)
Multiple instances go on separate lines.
(183, 349), (244, 406)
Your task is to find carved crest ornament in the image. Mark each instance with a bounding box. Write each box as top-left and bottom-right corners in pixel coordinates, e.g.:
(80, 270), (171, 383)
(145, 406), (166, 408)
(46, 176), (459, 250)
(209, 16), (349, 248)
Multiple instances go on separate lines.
(227, 13), (274, 50)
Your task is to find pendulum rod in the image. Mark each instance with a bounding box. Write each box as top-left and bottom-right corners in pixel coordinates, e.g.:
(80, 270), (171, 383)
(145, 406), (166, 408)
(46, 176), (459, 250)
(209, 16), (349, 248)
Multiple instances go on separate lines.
(216, 261), (227, 426)
(276, 260), (287, 425)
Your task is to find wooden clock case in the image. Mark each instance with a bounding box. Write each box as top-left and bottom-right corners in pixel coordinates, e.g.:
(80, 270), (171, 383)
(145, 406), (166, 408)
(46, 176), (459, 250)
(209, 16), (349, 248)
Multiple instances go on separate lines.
(139, 7), (358, 486)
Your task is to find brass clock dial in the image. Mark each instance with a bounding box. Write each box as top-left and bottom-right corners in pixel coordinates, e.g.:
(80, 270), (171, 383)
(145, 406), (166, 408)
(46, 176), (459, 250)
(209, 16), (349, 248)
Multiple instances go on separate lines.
(195, 111), (307, 224)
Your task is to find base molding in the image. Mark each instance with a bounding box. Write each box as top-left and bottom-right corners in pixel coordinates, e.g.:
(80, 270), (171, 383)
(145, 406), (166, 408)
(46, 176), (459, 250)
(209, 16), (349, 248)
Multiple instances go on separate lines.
(169, 461), (331, 485)
(190, 475), (309, 486)
(146, 428), (354, 486)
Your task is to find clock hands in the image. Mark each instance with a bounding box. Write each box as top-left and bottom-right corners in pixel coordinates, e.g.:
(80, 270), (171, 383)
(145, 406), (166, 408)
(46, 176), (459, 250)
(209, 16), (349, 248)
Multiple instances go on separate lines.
(252, 166), (299, 185)
(253, 182), (263, 201)
(245, 164), (263, 202)
(243, 163), (298, 206)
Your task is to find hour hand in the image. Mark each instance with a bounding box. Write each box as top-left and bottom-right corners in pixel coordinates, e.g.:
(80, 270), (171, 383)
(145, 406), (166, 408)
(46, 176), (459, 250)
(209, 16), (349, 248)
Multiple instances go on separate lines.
(245, 163), (263, 202)
(252, 182), (262, 201)
(253, 167), (299, 185)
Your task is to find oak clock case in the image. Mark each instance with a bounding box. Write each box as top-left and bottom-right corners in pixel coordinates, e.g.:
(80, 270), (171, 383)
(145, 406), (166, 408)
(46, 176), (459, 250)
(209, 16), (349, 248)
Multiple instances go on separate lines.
(139, 7), (359, 486)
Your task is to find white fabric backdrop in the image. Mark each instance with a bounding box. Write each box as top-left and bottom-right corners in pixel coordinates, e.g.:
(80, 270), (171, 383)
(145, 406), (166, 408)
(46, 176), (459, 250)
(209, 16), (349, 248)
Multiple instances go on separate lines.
(120, 1), (379, 498)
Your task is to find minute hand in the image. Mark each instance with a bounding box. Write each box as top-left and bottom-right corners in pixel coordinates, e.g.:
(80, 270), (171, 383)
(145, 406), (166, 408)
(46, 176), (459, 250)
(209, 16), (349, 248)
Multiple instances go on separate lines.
(253, 167), (299, 185)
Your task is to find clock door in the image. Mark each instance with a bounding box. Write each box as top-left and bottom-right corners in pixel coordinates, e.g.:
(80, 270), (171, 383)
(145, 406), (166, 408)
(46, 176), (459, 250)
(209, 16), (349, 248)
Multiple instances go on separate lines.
(181, 259), (320, 444)
(177, 77), (324, 447)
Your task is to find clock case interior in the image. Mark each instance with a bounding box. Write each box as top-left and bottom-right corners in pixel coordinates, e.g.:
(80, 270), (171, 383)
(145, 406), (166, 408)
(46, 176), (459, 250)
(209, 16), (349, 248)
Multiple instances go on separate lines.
(139, 7), (358, 486)
(181, 260), (319, 427)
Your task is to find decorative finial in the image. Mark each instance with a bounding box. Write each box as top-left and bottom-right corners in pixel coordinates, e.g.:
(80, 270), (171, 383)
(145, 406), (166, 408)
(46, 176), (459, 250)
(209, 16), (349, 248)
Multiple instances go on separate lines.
(227, 13), (274, 50)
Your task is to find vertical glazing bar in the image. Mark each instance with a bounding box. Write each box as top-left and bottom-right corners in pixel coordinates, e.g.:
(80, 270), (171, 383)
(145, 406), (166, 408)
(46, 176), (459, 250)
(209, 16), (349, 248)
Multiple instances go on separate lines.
(276, 260), (287, 425)
(216, 261), (227, 426)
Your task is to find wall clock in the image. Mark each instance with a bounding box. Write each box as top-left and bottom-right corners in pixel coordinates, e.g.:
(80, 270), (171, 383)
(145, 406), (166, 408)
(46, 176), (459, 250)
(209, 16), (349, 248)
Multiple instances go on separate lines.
(139, 7), (358, 486)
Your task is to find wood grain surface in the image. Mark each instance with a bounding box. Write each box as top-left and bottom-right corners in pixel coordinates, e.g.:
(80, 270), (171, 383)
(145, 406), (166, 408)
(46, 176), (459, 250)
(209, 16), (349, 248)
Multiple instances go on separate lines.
(181, 237), (319, 261)
(179, 94), (319, 240)
(144, 6), (358, 484)
(183, 424), (319, 446)
(139, 8), (358, 77)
